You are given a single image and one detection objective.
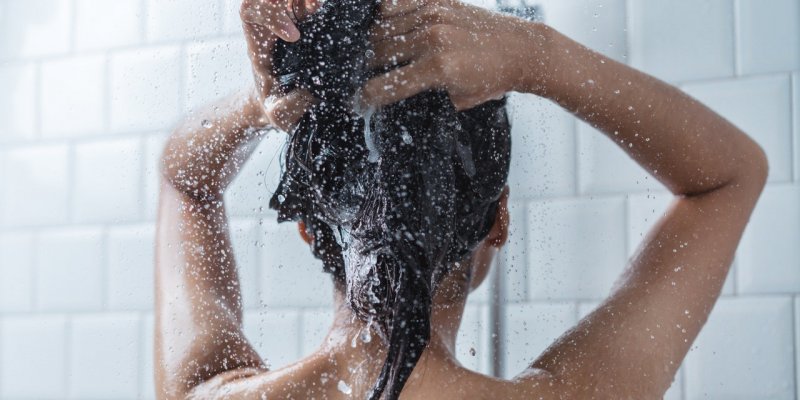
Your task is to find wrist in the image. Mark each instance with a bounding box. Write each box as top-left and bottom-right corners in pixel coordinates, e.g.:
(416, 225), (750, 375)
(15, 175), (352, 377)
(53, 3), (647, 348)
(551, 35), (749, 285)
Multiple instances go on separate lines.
(512, 22), (559, 97)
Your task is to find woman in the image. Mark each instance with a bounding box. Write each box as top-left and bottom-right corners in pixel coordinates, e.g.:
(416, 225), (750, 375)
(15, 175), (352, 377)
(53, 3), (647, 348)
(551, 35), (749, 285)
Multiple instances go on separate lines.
(154, 0), (768, 398)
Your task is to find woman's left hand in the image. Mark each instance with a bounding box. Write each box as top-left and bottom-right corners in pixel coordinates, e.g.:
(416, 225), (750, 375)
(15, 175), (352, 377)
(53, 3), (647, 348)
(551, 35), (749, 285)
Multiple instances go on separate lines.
(362, 0), (539, 110)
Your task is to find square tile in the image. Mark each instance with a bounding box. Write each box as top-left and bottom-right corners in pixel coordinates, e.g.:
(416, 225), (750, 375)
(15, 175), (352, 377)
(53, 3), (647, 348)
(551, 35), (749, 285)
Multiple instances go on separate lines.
(577, 120), (661, 195)
(1, 145), (69, 227)
(736, 0), (800, 75)
(0, 0), (71, 59)
(36, 227), (105, 311)
(75, 0), (143, 51)
(506, 93), (576, 199)
(0, 232), (35, 312)
(69, 313), (140, 399)
(40, 56), (105, 137)
(145, 0), (221, 42)
(0, 315), (68, 399)
(73, 138), (143, 223)
(258, 221), (334, 308)
(184, 39), (250, 113)
(243, 309), (301, 369)
(685, 296), (794, 399)
(628, 0), (735, 82)
(0, 64), (36, 141)
(737, 184), (800, 294)
(683, 74), (793, 183)
(500, 302), (577, 379)
(527, 197), (628, 300)
(110, 46), (182, 133)
(107, 225), (156, 310)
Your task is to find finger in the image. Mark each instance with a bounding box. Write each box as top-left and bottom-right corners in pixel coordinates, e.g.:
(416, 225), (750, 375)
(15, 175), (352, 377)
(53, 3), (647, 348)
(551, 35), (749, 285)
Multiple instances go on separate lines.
(370, 14), (421, 40)
(361, 58), (440, 108)
(370, 4), (455, 42)
(241, 0), (300, 42)
(243, 23), (278, 98)
(368, 32), (427, 69)
(380, 0), (427, 18)
(265, 90), (316, 132)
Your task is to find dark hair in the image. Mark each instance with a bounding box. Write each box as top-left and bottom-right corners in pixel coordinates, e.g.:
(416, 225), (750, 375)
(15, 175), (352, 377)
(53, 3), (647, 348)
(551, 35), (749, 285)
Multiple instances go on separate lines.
(268, 0), (511, 398)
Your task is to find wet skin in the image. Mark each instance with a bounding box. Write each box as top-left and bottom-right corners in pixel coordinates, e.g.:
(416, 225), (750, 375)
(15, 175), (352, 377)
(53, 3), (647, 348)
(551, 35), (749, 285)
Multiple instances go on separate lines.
(155, 0), (768, 398)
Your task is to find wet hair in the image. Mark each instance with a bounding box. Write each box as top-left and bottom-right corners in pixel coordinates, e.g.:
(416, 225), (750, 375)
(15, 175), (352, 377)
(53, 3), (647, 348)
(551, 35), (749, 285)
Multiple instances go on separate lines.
(268, 0), (511, 398)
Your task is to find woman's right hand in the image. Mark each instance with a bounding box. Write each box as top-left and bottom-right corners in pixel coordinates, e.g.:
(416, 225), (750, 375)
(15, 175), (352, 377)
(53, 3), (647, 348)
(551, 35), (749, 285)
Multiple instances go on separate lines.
(240, 0), (317, 132)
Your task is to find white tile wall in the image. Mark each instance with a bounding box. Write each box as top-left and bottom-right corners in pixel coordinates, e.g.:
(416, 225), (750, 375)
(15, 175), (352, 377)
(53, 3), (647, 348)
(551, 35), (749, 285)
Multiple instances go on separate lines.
(628, 0), (735, 83)
(40, 56), (106, 138)
(685, 297), (795, 399)
(0, 0), (72, 60)
(738, 184), (800, 294)
(184, 38), (250, 113)
(683, 74), (794, 183)
(526, 197), (627, 300)
(506, 93), (576, 199)
(1, 145), (70, 227)
(577, 121), (661, 195)
(75, 0), (143, 52)
(145, 0), (222, 43)
(0, 1), (797, 399)
(0, 315), (68, 399)
(110, 46), (182, 133)
(0, 64), (36, 141)
(258, 222), (334, 308)
(69, 313), (141, 399)
(73, 138), (143, 223)
(36, 227), (105, 311)
(243, 309), (301, 369)
(107, 225), (155, 310)
(0, 232), (34, 312)
(736, 0), (800, 75)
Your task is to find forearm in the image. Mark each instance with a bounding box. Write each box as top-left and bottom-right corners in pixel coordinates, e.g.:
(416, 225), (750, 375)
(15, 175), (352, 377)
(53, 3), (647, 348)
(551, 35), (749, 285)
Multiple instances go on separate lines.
(161, 88), (272, 201)
(521, 24), (767, 195)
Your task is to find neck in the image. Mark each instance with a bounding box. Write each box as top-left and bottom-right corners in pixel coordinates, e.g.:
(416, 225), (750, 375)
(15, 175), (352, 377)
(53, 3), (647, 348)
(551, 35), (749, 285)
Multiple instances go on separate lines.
(323, 284), (469, 361)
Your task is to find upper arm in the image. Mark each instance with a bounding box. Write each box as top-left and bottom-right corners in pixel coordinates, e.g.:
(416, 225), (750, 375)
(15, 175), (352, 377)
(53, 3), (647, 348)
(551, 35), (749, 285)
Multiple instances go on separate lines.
(155, 182), (265, 399)
(522, 158), (767, 397)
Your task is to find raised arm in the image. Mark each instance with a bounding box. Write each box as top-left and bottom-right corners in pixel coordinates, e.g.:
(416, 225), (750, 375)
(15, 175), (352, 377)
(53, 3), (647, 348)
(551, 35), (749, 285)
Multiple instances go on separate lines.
(361, 2), (767, 397)
(154, 1), (315, 397)
(520, 24), (767, 398)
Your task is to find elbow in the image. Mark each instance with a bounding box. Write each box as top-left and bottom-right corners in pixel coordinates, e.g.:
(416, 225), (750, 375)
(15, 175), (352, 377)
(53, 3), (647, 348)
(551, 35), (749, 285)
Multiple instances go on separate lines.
(742, 137), (769, 192)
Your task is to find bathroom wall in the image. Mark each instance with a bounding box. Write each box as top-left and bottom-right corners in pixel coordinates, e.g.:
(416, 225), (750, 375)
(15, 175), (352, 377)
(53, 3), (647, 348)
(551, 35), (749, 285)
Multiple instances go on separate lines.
(0, 0), (796, 399)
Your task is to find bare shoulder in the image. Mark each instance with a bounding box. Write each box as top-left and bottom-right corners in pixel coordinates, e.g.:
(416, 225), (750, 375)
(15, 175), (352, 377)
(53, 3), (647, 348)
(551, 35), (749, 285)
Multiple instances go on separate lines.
(186, 353), (337, 400)
(187, 354), (561, 400)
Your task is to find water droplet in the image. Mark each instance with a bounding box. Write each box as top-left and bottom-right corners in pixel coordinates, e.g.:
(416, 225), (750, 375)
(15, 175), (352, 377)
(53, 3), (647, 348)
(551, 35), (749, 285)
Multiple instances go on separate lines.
(277, 194), (286, 203)
(201, 119), (213, 129)
(401, 131), (412, 144)
(337, 380), (352, 395)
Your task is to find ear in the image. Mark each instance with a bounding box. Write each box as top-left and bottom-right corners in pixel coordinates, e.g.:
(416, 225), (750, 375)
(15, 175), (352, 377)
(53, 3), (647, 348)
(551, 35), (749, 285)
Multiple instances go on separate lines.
(487, 186), (509, 248)
(297, 220), (314, 245)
